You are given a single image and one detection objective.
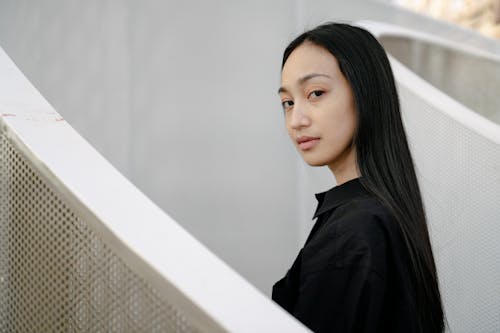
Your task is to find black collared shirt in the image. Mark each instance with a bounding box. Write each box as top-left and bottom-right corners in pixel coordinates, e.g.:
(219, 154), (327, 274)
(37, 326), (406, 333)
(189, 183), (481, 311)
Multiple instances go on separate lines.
(272, 177), (417, 332)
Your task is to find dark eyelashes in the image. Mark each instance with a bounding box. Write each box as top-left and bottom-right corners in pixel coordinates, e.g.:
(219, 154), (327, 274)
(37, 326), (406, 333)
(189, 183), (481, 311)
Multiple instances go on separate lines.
(280, 89), (325, 111)
(309, 90), (325, 98)
(281, 100), (294, 109)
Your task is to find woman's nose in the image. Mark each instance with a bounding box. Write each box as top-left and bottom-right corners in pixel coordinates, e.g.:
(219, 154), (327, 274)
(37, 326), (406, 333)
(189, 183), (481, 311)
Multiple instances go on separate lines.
(290, 107), (311, 130)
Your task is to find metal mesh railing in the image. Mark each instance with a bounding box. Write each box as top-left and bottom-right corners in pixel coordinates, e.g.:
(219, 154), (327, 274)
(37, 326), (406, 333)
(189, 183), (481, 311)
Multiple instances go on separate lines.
(0, 131), (201, 332)
(399, 83), (500, 333)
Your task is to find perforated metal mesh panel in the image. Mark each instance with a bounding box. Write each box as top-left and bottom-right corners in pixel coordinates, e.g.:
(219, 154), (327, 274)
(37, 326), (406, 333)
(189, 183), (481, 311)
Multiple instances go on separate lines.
(399, 84), (500, 333)
(0, 130), (202, 332)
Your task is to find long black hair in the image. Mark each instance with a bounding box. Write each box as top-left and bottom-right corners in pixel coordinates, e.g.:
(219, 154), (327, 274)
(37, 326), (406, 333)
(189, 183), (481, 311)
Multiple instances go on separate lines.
(282, 23), (444, 332)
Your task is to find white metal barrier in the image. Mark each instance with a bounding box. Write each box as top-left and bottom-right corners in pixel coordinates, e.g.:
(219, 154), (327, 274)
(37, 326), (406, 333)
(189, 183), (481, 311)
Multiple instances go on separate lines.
(0, 46), (310, 332)
(359, 20), (500, 333)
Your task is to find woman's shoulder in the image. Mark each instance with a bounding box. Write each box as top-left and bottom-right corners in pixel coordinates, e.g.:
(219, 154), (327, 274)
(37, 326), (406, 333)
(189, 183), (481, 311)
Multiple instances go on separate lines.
(302, 196), (401, 275)
(327, 196), (398, 239)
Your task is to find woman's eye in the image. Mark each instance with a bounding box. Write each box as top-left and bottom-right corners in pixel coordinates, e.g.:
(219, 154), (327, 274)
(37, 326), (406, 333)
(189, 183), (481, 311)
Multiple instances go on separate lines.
(281, 100), (294, 110)
(309, 90), (324, 98)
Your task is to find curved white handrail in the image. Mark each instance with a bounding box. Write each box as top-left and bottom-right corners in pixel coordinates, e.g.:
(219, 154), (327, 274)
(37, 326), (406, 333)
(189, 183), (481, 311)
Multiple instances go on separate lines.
(0, 45), (310, 332)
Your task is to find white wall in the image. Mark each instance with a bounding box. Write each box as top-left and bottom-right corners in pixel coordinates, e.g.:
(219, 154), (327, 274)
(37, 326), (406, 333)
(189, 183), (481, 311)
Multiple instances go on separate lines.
(0, 0), (301, 295)
(124, 0), (301, 294)
(1, 0), (498, 296)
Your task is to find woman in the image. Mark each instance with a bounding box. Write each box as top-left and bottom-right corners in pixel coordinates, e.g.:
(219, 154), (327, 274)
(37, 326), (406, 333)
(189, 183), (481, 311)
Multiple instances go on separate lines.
(272, 23), (444, 333)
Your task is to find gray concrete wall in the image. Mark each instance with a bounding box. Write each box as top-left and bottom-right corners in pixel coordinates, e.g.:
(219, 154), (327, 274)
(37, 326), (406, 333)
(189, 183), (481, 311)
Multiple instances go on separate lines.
(0, 0), (300, 295)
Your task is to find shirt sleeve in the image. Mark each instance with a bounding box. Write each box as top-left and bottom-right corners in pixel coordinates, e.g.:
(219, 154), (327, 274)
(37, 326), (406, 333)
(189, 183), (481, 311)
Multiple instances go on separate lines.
(293, 213), (388, 333)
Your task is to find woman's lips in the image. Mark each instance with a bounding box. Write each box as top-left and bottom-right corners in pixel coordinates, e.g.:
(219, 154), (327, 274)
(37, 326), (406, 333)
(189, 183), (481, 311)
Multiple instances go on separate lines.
(297, 137), (320, 150)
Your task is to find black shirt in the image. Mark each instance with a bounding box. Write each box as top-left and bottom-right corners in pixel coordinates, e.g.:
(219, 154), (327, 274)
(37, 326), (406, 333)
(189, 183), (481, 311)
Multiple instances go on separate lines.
(272, 177), (417, 332)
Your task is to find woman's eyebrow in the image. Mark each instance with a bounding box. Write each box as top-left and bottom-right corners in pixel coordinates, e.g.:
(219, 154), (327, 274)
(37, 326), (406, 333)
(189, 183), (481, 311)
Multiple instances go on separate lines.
(298, 73), (332, 84)
(278, 73), (332, 94)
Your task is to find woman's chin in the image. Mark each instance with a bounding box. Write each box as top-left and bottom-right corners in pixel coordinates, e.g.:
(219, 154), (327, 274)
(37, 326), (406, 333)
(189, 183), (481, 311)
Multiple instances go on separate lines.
(302, 157), (327, 167)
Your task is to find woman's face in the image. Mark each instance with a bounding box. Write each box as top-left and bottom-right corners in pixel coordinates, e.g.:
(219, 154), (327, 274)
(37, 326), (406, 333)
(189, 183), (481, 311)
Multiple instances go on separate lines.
(279, 42), (358, 175)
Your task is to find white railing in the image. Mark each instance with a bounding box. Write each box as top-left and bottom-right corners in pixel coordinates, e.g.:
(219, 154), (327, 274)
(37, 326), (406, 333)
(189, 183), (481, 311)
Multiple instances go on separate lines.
(359, 20), (500, 333)
(0, 45), (310, 332)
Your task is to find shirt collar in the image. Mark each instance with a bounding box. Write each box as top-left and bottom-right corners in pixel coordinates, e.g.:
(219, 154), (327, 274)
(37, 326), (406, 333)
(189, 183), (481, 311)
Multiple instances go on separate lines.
(312, 177), (369, 219)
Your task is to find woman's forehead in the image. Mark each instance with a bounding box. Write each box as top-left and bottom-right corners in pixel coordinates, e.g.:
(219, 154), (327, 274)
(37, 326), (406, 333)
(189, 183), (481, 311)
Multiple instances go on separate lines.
(281, 43), (340, 83)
